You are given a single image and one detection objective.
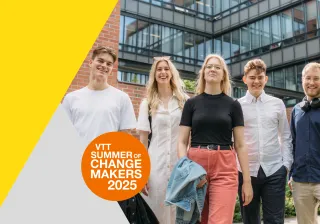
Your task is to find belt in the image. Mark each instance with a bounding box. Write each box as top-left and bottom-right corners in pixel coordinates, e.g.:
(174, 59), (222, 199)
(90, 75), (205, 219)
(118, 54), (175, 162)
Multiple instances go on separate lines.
(197, 144), (232, 150)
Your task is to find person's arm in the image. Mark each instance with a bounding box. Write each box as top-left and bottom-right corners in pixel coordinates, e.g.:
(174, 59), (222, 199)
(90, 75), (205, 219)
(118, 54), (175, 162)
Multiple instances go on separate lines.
(232, 100), (252, 206)
(139, 131), (148, 150)
(136, 99), (151, 148)
(177, 99), (193, 158)
(278, 101), (293, 173)
(119, 94), (137, 131)
(61, 95), (73, 123)
(234, 126), (253, 206)
(136, 99), (151, 195)
(288, 107), (296, 190)
(177, 126), (191, 158)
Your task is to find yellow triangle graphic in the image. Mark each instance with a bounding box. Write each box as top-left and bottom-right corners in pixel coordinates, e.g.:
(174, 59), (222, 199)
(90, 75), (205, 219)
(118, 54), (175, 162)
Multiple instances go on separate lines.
(0, 0), (119, 206)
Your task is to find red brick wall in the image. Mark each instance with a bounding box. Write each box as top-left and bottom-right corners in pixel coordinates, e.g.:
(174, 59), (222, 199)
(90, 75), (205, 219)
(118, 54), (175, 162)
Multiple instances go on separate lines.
(65, 0), (146, 117)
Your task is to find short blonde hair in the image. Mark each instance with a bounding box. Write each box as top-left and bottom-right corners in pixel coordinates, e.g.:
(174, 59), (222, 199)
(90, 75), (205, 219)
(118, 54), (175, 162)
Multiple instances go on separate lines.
(302, 62), (320, 77)
(196, 54), (231, 95)
(244, 59), (267, 76)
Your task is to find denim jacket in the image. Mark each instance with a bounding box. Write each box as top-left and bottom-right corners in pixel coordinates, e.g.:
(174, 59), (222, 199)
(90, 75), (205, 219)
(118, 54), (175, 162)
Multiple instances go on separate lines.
(165, 156), (207, 224)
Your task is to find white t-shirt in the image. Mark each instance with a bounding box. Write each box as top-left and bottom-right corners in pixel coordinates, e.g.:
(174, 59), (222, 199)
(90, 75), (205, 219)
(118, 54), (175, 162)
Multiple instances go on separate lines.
(62, 86), (136, 143)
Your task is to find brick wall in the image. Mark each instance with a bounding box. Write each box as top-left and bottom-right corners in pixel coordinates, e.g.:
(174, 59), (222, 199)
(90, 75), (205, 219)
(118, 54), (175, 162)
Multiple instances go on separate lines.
(65, 0), (146, 118)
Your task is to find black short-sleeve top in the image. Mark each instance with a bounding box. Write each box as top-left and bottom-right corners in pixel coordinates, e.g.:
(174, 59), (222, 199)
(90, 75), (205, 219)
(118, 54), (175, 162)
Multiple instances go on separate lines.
(180, 92), (244, 147)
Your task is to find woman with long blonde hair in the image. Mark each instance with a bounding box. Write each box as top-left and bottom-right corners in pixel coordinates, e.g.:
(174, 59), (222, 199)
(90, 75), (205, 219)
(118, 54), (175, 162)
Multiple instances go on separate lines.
(177, 54), (253, 223)
(137, 56), (188, 224)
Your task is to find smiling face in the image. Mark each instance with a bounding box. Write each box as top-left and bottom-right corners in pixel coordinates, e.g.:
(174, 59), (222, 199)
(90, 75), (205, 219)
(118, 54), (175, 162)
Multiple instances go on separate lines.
(155, 60), (172, 85)
(303, 67), (320, 100)
(204, 57), (224, 84)
(243, 70), (268, 98)
(89, 53), (114, 83)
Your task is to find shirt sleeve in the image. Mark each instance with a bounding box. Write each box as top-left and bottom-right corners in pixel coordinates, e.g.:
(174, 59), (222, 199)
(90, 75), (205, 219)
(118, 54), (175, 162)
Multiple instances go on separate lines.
(119, 94), (137, 130)
(180, 98), (193, 127)
(61, 95), (73, 124)
(231, 100), (244, 127)
(278, 100), (293, 172)
(289, 107), (296, 179)
(137, 99), (151, 133)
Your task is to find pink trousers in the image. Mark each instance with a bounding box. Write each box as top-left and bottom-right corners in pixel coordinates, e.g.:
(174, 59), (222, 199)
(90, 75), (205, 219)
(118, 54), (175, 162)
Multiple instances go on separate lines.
(188, 147), (238, 224)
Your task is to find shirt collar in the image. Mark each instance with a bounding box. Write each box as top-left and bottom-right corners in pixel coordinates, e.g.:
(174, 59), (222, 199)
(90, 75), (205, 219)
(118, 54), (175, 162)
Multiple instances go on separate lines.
(245, 90), (266, 103)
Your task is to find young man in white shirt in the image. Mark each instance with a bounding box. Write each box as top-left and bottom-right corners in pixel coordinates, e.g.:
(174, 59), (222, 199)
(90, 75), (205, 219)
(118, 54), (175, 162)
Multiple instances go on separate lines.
(238, 59), (293, 224)
(62, 46), (136, 143)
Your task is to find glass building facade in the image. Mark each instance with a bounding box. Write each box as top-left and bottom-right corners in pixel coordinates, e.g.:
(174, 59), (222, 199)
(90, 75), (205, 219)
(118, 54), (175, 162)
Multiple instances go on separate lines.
(118, 0), (320, 106)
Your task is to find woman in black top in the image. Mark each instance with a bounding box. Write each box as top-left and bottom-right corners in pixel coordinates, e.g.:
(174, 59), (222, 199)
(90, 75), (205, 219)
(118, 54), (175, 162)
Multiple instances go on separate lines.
(177, 54), (253, 224)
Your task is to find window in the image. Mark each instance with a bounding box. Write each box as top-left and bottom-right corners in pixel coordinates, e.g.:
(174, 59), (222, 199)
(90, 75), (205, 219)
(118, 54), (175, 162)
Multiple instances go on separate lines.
(151, 0), (161, 6)
(205, 39), (212, 56)
(318, 0), (320, 29)
(233, 87), (246, 98)
(231, 29), (240, 57)
(214, 37), (222, 55)
(124, 17), (137, 52)
(240, 26), (250, 53)
(222, 0), (230, 12)
(161, 26), (171, 53)
(297, 64), (304, 92)
(137, 20), (149, 55)
(149, 24), (161, 52)
(222, 33), (231, 59)
(266, 72), (273, 86)
(274, 70), (285, 88)
(261, 17), (271, 47)
(285, 67), (296, 91)
(119, 16), (125, 49)
(196, 35), (205, 62)
(195, 0), (204, 17)
(306, 0), (317, 38)
(185, 32), (195, 63)
(271, 14), (281, 43)
(214, 0), (222, 15)
(293, 5), (305, 36)
(118, 71), (149, 85)
(250, 21), (260, 50)
(230, 0), (239, 12)
(281, 9), (293, 40)
(205, 0), (213, 15)
(173, 29), (183, 61)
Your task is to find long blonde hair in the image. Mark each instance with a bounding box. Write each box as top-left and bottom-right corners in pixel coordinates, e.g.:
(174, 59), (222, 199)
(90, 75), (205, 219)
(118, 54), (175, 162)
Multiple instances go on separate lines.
(146, 58), (186, 114)
(196, 54), (231, 96)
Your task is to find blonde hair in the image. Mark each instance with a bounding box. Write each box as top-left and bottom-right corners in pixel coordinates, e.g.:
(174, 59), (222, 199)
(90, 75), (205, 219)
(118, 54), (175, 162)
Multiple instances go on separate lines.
(146, 59), (187, 114)
(196, 54), (231, 95)
(302, 62), (320, 77)
(244, 59), (267, 76)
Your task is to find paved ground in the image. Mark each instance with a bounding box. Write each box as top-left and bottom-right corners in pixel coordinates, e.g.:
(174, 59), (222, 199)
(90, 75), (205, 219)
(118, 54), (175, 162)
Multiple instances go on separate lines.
(234, 216), (320, 224)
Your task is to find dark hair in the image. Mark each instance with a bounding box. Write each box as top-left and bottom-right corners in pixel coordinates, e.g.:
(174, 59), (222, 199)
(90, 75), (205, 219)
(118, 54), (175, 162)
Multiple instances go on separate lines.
(91, 46), (117, 62)
(244, 59), (267, 76)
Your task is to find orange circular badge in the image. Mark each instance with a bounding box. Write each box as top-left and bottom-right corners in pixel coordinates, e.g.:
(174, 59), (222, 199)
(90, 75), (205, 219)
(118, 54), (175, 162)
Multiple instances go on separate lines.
(81, 132), (150, 201)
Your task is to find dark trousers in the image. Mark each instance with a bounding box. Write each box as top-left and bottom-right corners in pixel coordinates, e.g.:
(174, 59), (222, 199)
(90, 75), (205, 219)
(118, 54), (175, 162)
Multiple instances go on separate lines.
(238, 166), (287, 224)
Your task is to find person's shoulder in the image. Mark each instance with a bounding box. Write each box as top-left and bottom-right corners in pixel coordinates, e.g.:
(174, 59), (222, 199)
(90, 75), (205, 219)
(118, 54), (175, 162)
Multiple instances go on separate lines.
(140, 98), (148, 107)
(185, 94), (202, 104)
(237, 95), (246, 104)
(266, 94), (282, 103)
(64, 87), (88, 99)
(109, 85), (130, 99)
(221, 94), (238, 104)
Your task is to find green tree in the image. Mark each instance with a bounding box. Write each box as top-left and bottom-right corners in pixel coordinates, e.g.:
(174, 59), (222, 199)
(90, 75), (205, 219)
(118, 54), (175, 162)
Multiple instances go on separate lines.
(183, 79), (196, 92)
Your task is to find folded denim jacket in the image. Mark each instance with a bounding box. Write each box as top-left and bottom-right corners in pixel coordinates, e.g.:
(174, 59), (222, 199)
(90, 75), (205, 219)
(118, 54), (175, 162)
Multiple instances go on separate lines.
(165, 156), (207, 224)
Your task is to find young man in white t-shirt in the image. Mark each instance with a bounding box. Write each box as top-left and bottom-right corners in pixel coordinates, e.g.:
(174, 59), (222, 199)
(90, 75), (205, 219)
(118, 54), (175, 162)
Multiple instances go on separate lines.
(62, 46), (136, 143)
